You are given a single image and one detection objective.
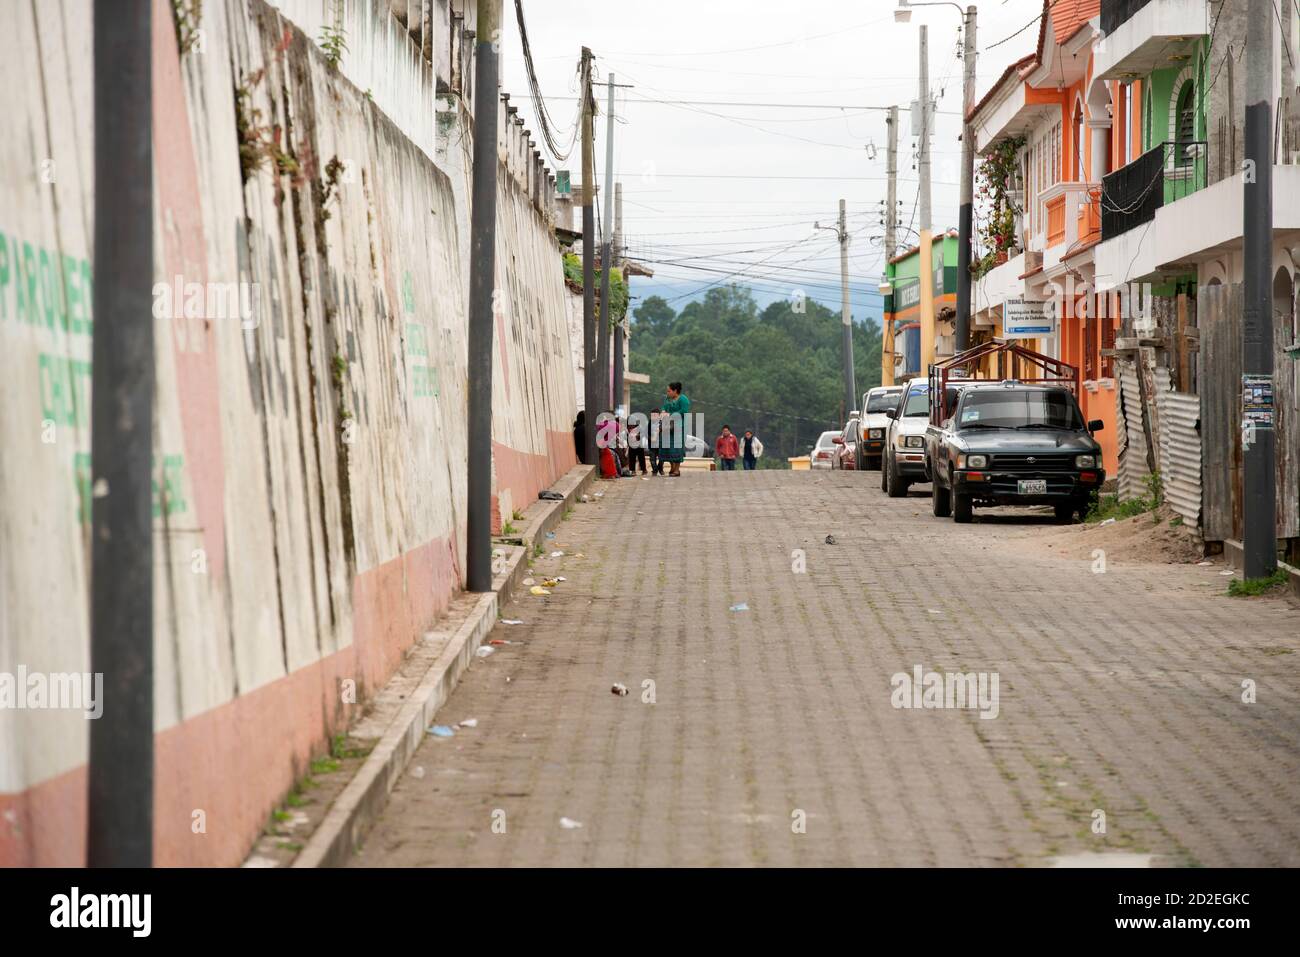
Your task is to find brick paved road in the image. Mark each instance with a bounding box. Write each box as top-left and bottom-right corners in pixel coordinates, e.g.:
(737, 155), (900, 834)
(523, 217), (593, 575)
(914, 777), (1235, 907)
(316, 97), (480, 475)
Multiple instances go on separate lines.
(350, 470), (1300, 867)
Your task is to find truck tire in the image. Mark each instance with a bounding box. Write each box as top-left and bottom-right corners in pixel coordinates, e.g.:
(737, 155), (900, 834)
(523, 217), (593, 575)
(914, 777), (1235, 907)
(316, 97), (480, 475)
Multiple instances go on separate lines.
(1053, 502), (1076, 524)
(887, 455), (907, 498)
(952, 488), (973, 523)
(931, 474), (951, 517)
(880, 456), (889, 491)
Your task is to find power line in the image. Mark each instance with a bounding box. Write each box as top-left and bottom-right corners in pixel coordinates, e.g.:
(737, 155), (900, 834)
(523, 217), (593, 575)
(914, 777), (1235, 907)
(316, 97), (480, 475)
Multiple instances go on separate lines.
(512, 0), (579, 161)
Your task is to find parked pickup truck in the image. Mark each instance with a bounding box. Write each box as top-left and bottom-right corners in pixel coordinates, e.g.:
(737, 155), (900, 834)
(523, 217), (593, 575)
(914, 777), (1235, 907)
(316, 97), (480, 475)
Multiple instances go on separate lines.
(924, 380), (1105, 524)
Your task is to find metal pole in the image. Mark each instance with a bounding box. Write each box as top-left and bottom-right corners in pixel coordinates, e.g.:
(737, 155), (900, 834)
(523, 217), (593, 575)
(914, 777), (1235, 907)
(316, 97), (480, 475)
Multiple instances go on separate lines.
(883, 106), (899, 387)
(465, 0), (501, 593)
(612, 180), (625, 415)
(1243, 0), (1277, 578)
(596, 74), (616, 414)
(88, 0), (154, 868)
(918, 24), (936, 373)
(955, 5), (977, 352)
(838, 199), (856, 417)
(581, 49), (598, 466)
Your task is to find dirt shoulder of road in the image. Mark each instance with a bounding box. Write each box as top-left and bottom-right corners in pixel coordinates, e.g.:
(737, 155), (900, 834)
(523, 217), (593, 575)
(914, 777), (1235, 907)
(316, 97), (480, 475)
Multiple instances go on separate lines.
(1010, 504), (1206, 566)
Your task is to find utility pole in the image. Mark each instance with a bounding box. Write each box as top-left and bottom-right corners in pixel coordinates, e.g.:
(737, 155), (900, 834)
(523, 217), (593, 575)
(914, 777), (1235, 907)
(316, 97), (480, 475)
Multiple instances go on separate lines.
(612, 180), (625, 415)
(917, 23), (936, 375)
(88, 0), (153, 867)
(1242, 0), (1277, 578)
(596, 74), (616, 415)
(838, 200), (856, 416)
(465, 0), (501, 593)
(580, 49), (598, 466)
(882, 105), (899, 387)
(955, 5), (977, 353)
(816, 204), (856, 419)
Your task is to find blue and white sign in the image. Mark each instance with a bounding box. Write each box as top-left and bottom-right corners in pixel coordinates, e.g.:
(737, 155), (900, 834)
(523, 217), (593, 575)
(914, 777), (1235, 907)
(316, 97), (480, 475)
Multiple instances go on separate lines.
(1003, 297), (1054, 338)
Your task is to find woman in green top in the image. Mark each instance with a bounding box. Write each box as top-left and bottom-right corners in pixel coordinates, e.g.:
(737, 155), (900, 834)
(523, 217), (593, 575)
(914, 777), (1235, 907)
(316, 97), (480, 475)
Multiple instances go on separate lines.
(660, 381), (691, 477)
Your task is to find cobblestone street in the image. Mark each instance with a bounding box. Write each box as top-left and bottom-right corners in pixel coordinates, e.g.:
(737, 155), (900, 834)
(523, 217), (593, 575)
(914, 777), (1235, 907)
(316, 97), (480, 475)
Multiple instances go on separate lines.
(351, 471), (1300, 867)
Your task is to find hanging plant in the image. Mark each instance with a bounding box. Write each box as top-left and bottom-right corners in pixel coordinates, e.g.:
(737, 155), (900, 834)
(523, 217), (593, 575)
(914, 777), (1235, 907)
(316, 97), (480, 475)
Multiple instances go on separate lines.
(972, 135), (1025, 279)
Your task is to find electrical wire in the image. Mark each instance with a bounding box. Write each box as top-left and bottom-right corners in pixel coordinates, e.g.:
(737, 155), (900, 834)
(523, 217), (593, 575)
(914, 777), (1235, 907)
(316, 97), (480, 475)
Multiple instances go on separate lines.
(513, 0), (579, 161)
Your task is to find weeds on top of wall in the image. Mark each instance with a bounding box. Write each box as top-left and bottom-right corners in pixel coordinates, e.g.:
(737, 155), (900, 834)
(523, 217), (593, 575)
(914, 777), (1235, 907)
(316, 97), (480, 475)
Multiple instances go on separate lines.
(170, 0), (204, 56)
(319, 1), (348, 69)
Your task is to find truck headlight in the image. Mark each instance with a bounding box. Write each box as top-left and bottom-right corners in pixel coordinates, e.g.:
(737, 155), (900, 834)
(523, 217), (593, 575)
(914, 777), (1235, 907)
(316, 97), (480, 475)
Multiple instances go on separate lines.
(868, 428), (883, 439)
(1075, 454), (1096, 467)
(964, 454), (988, 469)
(904, 435), (924, 449)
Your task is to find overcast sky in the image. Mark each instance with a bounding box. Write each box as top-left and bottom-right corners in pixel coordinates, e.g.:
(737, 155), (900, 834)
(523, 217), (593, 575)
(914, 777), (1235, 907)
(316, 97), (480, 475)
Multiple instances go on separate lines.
(499, 0), (1047, 323)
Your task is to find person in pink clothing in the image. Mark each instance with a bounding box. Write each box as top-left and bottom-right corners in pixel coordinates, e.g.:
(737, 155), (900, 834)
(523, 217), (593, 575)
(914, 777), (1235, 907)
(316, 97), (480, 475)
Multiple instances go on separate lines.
(715, 425), (740, 471)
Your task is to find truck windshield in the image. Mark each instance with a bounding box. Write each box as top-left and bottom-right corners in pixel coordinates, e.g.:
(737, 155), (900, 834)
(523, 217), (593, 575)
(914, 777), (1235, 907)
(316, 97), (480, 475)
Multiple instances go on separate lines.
(867, 392), (901, 413)
(956, 390), (1083, 430)
(902, 389), (929, 417)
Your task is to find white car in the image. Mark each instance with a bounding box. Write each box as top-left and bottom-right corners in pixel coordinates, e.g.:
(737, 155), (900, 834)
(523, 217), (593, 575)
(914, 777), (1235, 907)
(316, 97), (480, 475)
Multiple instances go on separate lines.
(858, 385), (904, 469)
(881, 380), (931, 496)
(810, 430), (841, 469)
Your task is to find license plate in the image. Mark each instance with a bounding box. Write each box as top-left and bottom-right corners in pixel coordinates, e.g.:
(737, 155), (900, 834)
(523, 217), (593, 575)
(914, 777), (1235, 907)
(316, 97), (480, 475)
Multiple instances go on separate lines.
(1018, 479), (1047, 494)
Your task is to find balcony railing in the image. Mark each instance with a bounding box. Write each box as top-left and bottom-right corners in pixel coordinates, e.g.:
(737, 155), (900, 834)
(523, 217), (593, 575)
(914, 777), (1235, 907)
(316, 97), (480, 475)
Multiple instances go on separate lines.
(1100, 0), (1156, 34)
(1101, 141), (1205, 240)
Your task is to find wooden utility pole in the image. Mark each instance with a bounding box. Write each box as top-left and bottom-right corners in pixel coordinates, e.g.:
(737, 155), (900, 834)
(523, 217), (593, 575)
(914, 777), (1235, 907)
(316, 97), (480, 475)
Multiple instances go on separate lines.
(612, 181), (625, 414)
(581, 48), (597, 465)
(838, 199), (856, 418)
(917, 24), (936, 374)
(596, 73), (616, 414)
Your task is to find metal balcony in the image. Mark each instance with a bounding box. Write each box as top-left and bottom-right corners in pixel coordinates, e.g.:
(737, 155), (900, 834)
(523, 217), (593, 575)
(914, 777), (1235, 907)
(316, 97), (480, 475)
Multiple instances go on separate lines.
(1101, 0), (1156, 33)
(1100, 141), (1206, 240)
(1095, 0), (1208, 81)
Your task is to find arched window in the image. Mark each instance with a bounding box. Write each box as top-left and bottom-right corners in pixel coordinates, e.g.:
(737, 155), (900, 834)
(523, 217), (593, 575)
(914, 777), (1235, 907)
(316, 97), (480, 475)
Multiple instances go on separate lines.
(1175, 81), (1195, 164)
(1074, 101), (1086, 180)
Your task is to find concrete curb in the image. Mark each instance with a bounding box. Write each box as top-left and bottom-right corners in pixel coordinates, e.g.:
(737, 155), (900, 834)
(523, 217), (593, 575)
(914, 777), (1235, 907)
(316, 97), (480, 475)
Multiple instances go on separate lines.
(1220, 538), (1300, 599)
(291, 464), (595, 868)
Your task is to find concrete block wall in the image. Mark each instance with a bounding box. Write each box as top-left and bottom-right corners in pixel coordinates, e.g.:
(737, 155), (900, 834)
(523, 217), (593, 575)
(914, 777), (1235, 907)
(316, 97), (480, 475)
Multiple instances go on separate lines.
(0, 0), (576, 866)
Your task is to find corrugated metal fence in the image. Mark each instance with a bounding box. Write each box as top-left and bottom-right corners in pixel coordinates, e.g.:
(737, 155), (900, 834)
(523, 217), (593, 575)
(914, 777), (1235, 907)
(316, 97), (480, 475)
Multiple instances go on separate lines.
(1155, 367), (1203, 527)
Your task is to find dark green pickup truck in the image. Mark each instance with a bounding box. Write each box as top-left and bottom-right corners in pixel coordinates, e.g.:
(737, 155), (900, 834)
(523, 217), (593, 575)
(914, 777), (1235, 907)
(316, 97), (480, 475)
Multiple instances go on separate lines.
(923, 381), (1105, 524)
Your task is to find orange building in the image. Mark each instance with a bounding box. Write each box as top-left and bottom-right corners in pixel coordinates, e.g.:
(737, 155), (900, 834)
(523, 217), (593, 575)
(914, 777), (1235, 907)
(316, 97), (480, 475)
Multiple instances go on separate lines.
(967, 1), (1127, 476)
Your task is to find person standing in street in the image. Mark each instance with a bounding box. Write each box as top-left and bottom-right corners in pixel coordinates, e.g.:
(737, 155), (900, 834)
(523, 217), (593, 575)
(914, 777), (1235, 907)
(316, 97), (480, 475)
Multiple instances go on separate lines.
(715, 425), (740, 471)
(660, 381), (691, 478)
(649, 411), (664, 475)
(741, 429), (763, 471)
(627, 418), (648, 475)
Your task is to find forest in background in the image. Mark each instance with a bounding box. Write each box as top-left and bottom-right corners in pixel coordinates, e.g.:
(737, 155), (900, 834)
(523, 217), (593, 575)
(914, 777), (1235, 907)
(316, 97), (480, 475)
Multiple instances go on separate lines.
(627, 286), (883, 464)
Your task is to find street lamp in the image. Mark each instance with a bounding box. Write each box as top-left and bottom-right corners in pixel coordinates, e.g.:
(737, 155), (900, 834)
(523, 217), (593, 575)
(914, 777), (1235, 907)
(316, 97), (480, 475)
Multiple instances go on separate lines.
(895, 0), (977, 356)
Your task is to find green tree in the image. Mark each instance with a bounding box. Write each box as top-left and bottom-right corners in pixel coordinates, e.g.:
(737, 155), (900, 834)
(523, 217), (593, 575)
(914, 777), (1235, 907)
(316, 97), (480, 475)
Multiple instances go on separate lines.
(628, 284), (882, 463)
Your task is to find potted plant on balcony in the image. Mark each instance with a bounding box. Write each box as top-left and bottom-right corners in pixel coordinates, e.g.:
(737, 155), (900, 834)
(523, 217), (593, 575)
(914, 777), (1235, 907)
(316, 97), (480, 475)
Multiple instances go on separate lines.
(972, 135), (1025, 280)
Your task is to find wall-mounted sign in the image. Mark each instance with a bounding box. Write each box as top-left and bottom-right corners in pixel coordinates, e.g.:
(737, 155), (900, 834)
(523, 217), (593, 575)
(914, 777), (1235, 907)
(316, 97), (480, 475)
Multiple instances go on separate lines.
(556, 170), (571, 195)
(1003, 297), (1054, 338)
(896, 278), (921, 310)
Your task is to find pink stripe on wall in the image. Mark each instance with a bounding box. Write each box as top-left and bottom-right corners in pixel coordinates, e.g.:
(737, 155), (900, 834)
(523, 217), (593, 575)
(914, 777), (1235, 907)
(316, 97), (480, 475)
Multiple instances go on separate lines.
(0, 534), (458, 867)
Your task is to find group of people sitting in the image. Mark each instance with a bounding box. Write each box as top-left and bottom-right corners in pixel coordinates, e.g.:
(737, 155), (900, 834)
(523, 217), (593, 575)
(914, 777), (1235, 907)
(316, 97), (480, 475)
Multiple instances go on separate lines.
(573, 382), (765, 479)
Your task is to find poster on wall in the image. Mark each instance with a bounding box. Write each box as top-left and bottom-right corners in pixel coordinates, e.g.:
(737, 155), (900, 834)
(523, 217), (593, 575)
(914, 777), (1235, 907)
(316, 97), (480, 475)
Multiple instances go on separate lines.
(1242, 374), (1274, 428)
(1003, 298), (1054, 338)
